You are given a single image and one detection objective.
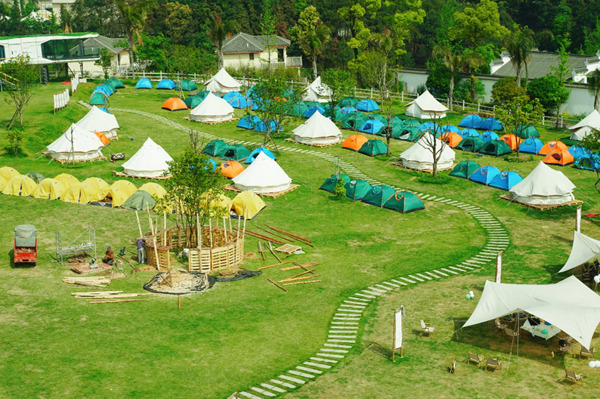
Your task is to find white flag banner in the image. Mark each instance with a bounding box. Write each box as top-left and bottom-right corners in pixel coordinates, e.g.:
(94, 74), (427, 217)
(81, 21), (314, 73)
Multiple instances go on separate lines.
(394, 309), (403, 350)
(495, 252), (502, 283)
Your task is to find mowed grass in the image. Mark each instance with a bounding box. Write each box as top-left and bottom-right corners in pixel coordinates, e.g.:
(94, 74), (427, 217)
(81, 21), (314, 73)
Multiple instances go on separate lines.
(0, 83), (487, 398)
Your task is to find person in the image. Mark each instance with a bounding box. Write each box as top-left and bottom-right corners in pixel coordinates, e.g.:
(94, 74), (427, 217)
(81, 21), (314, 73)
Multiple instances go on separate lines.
(136, 238), (146, 264)
(103, 246), (114, 265)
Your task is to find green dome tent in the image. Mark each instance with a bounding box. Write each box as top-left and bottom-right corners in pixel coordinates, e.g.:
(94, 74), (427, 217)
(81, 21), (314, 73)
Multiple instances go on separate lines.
(449, 160), (481, 179)
(122, 190), (156, 210)
(358, 139), (388, 157)
(384, 191), (425, 213)
(180, 80), (198, 91)
(514, 124), (540, 138)
(103, 80), (117, 92)
(184, 96), (204, 109)
(319, 174), (351, 193)
(344, 179), (372, 200)
(202, 139), (229, 157)
(370, 114), (386, 123)
(341, 112), (368, 130)
(457, 136), (485, 152)
(26, 172), (45, 184)
(89, 92), (109, 106)
(290, 102), (309, 117)
(480, 139), (512, 156)
(219, 144), (250, 161)
(339, 97), (359, 107)
(361, 185), (397, 207)
(107, 78), (125, 89)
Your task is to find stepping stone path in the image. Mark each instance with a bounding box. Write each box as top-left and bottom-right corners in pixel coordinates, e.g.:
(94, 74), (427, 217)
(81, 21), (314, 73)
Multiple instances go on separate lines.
(111, 106), (511, 398)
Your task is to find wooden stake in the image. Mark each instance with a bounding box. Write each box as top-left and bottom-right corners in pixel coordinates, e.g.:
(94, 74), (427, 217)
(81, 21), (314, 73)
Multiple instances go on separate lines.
(209, 218), (213, 248)
(258, 261), (290, 270)
(258, 241), (266, 261)
(281, 280), (321, 286)
(265, 224), (312, 243)
(267, 278), (287, 292)
(135, 211), (143, 238)
(223, 216), (227, 242)
(178, 295), (181, 310)
(282, 267), (317, 281)
(268, 242), (283, 263)
(278, 274), (319, 283)
(236, 215), (241, 239)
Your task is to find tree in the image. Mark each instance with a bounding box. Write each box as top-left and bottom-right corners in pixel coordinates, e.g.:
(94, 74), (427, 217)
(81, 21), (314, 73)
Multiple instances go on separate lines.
(425, 58), (459, 99)
(96, 48), (113, 79)
(415, 113), (447, 177)
(448, 0), (509, 51)
(2, 55), (39, 130)
(491, 77), (527, 105)
(547, 38), (571, 127)
(588, 69), (600, 111)
(527, 75), (569, 125)
(294, 6), (330, 79)
(322, 68), (356, 123)
(338, 0), (380, 60)
(354, 50), (395, 106)
(246, 72), (298, 149)
(208, 14), (235, 70)
(59, 4), (73, 33)
(432, 44), (461, 110)
(160, 148), (228, 246)
(114, 0), (156, 63)
(504, 24), (535, 87)
(495, 93), (544, 157)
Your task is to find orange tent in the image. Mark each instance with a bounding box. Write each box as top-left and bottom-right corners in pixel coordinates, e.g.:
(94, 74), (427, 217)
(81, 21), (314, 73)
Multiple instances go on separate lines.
(543, 148), (575, 166)
(539, 140), (568, 156)
(219, 160), (245, 178)
(94, 131), (110, 145)
(500, 134), (522, 150)
(162, 97), (188, 111)
(342, 134), (369, 151)
(441, 132), (463, 147)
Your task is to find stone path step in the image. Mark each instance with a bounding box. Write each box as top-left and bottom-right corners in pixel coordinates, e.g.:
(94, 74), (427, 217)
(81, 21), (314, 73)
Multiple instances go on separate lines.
(261, 383), (287, 393)
(251, 386), (277, 397)
(279, 375), (306, 385)
(270, 379), (296, 389)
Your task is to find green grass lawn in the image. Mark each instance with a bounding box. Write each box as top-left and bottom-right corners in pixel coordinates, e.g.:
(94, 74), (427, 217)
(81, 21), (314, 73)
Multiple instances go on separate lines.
(0, 82), (598, 398)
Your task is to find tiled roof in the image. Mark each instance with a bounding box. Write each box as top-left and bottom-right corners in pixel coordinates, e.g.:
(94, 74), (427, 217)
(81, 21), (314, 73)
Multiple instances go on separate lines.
(492, 51), (589, 80)
(222, 32), (290, 54)
(83, 35), (127, 54)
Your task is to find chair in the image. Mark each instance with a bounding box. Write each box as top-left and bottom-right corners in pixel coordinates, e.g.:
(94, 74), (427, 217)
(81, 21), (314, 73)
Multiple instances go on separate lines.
(580, 346), (595, 359)
(565, 369), (584, 385)
(485, 358), (502, 372)
(447, 356), (457, 373)
(504, 327), (519, 338)
(420, 320), (434, 337)
(495, 318), (507, 332)
(467, 352), (483, 366)
(560, 343), (575, 355)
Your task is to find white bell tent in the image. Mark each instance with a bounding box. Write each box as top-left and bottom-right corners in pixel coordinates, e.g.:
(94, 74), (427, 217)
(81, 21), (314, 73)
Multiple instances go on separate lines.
(121, 137), (173, 178)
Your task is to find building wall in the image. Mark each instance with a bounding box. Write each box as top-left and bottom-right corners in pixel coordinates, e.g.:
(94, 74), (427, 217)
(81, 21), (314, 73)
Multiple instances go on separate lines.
(67, 50), (129, 78)
(223, 48), (287, 69)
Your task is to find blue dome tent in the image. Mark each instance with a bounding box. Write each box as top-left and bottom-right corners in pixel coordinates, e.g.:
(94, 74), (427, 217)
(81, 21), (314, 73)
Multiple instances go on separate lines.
(359, 119), (385, 135)
(156, 78), (176, 90)
(246, 147), (276, 164)
(519, 138), (544, 154)
(458, 114), (483, 129)
(135, 78), (153, 89)
(479, 117), (504, 131)
(489, 171), (523, 190)
(237, 115), (261, 130)
(355, 99), (380, 112)
(469, 166), (501, 185)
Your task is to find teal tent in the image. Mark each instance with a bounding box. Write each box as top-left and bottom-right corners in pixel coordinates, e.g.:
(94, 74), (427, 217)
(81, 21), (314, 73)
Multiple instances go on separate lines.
(480, 140), (512, 156)
(103, 80), (117, 92)
(383, 191), (425, 213)
(179, 80), (198, 91)
(202, 139), (229, 157)
(457, 136), (486, 152)
(358, 139), (388, 157)
(514, 124), (540, 138)
(89, 92), (109, 106)
(219, 144), (250, 161)
(339, 97), (359, 107)
(107, 78), (125, 89)
(184, 96), (204, 109)
(361, 185), (397, 207)
(319, 174), (351, 193)
(344, 179), (372, 200)
(341, 112), (368, 130)
(26, 172), (45, 184)
(122, 190), (156, 210)
(449, 161), (481, 179)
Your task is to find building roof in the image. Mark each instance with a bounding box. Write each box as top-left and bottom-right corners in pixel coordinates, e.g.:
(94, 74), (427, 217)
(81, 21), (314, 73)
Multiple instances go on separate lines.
(491, 50), (590, 81)
(82, 35), (127, 54)
(222, 32), (290, 54)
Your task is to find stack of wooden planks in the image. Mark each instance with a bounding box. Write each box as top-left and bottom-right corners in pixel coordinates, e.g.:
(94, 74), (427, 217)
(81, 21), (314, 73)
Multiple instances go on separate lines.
(71, 291), (151, 303)
(70, 263), (112, 275)
(265, 262), (321, 292)
(63, 276), (111, 287)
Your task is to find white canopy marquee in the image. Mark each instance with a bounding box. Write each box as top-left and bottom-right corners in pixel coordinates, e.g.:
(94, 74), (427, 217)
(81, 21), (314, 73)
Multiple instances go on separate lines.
(463, 276), (600, 350)
(559, 231), (600, 273)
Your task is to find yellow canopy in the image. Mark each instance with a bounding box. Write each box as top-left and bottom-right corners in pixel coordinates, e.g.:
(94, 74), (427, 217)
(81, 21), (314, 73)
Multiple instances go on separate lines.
(2, 175), (37, 196)
(139, 182), (167, 199)
(232, 191), (266, 220)
(0, 166), (20, 181)
(54, 173), (79, 189)
(109, 180), (137, 207)
(61, 182), (98, 204)
(81, 177), (110, 201)
(32, 178), (67, 200)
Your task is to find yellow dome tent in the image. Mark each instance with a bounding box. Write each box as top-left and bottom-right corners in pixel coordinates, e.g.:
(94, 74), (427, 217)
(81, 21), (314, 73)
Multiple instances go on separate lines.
(54, 173), (79, 190)
(200, 191), (233, 217)
(81, 177), (110, 201)
(232, 191), (266, 220)
(139, 182), (167, 199)
(109, 180), (137, 207)
(0, 166), (20, 181)
(31, 178), (67, 200)
(61, 182), (99, 204)
(2, 175), (37, 196)
(0, 176), (7, 191)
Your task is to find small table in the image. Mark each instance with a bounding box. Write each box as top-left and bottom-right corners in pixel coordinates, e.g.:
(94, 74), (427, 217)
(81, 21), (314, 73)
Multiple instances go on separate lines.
(521, 320), (561, 340)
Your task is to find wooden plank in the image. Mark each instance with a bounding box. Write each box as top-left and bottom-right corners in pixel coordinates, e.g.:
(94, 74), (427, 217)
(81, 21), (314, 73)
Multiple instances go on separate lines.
(267, 278), (288, 292)
(258, 241), (266, 261)
(88, 299), (150, 303)
(280, 262), (319, 271)
(265, 225), (312, 244)
(267, 242), (283, 263)
(282, 280), (322, 286)
(258, 261), (290, 271)
(281, 267), (317, 281)
(278, 275), (320, 283)
(257, 226), (294, 243)
(234, 228), (285, 245)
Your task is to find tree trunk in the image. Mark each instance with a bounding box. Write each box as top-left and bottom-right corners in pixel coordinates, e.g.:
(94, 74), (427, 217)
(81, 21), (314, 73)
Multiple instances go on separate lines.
(217, 45), (223, 70)
(448, 69), (454, 111)
(7, 109), (18, 130)
(555, 105), (560, 128)
(595, 88), (600, 111)
(312, 57), (317, 80)
(515, 65), (522, 87)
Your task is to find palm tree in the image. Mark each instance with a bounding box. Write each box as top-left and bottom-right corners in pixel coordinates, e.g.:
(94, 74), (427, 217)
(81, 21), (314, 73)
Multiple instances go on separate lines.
(208, 15), (236, 70)
(505, 25), (535, 87)
(588, 69), (600, 111)
(433, 44), (461, 111)
(114, 0), (155, 63)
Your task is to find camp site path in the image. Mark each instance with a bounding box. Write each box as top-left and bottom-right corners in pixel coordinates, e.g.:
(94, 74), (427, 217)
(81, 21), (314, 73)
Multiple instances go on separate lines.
(112, 107), (511, 399)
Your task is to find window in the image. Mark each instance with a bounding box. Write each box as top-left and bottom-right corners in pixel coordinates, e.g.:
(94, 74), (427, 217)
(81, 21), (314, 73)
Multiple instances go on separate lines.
(41, 39), (100, 61)
(0, 45), (4, 59)
(277, 49), (284, 62)
(249, 53), (254, 61)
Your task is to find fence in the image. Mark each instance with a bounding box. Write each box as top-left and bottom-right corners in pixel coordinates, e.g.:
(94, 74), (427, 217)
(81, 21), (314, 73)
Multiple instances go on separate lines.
(71, 73), (80, 94)
(53, 89), (69, 113)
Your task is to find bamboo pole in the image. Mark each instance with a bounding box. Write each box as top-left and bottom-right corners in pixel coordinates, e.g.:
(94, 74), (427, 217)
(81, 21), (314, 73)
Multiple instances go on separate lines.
(258, 261), (290, 270)
(236, 216), (241, 239)
(267, 278), (287, 292)
(281, 280), (321, 286)
(223, 216), (227, 242)
(135, 211), (143, 238)
(148, 214), (160, 270)
(278, 274), (319, 283)
(281, 267), (317, 281)
(265, 224), (312, 243)
(242, 209), (247, 234)
(196, 213), (201, 249)
(228, 216), (232, 235)
(209, 218), (214, 248)
(163, 211), (167, 244)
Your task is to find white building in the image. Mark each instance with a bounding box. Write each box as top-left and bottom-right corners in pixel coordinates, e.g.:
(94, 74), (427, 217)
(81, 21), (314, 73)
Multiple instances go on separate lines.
(221, 32), (301, 69)
(67, 36), (130, 77)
